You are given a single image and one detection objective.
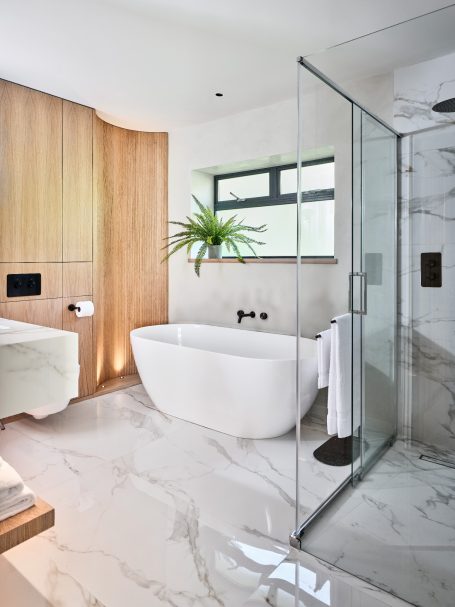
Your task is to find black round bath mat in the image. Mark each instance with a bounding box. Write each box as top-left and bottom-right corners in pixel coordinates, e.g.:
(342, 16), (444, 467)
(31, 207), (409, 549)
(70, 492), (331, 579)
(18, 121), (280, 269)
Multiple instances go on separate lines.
(313, 435), (363, 466)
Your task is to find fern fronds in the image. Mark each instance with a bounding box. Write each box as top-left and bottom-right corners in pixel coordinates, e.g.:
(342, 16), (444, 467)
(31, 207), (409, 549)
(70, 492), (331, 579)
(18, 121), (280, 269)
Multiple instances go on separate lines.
(163, 195), (268, 276)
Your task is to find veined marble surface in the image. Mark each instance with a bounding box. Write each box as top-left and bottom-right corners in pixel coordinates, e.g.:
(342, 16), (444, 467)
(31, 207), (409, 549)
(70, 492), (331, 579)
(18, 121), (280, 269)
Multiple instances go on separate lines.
(301, 439), (455, 607)
(0, 317), (79, 418)
(398, 124), (455, 450)
(395, 51), (455, 451)
(244, 549), (412, 607)
(0, 384), (411, 607)
(394, 50), (455, 134)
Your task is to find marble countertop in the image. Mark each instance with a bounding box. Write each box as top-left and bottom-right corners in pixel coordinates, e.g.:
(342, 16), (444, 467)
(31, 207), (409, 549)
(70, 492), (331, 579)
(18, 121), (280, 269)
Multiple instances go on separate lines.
(0, 318), (76, 346)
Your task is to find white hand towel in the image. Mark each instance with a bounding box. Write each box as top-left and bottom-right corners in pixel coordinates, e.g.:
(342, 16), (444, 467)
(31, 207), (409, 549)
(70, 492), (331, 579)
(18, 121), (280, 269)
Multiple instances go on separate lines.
(0, 457), (25, 502)
(333, 313), (352, 438)
(316, 329), (331, 389)
(327, 323), (338, 435)
(0, 485), (36, 522)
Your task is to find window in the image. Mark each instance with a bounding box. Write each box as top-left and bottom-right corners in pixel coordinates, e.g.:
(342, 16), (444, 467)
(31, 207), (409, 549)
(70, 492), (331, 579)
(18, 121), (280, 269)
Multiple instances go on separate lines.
(214, 158), (335, 258)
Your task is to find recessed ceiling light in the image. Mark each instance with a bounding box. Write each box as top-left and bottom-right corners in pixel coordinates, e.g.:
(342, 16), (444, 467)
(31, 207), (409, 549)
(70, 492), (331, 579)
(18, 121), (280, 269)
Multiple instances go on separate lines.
(215, 92), (223, 97)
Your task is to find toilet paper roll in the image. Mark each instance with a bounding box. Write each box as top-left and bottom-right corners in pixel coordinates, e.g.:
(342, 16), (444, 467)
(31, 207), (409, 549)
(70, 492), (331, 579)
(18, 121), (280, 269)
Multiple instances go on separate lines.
(75, 301), (94, 318)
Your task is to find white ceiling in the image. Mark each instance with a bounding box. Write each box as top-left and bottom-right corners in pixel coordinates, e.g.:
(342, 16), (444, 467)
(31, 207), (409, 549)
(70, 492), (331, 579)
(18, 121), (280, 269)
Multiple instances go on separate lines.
(0, 0), (453, 131)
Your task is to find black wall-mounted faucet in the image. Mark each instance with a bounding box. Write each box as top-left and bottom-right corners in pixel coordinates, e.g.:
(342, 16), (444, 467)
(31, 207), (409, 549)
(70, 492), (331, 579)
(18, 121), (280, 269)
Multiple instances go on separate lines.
(237, 310), (255, 324)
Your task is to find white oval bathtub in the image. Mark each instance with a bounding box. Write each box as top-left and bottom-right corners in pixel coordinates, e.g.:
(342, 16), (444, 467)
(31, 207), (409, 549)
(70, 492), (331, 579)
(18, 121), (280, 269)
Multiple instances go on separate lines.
(130, 324), (318, 439)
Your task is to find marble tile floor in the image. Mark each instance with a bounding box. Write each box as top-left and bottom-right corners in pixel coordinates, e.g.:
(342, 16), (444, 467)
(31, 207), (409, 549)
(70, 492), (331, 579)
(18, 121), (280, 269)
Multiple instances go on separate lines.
(302, 439), (455, 607)
(244, 549), (413, 607)
(0, 384), (413, 606)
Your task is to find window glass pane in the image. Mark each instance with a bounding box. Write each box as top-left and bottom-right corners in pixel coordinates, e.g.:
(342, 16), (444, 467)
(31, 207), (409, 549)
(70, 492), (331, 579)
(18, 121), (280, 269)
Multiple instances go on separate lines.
(280, 161), (334, 194)
(217, 206), (296, 256)
(217, 172), (269, 202)
(217, 200), (334, 257)
(300, 199), (334, 256)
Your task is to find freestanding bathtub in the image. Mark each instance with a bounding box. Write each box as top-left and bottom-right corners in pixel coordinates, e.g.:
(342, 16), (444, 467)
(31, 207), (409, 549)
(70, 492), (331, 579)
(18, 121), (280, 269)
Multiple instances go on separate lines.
(130, 324), (318, 439)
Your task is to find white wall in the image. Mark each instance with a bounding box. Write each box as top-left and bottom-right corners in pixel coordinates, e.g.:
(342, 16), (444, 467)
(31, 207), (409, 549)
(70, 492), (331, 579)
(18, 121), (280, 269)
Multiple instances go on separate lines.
(168, 85), (353, 338)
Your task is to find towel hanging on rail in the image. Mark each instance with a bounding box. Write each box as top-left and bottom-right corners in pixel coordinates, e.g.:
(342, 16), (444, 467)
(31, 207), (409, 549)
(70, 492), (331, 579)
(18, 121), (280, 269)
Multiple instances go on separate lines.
(327, 313), (352, 438)
(316, 329), (331, 389)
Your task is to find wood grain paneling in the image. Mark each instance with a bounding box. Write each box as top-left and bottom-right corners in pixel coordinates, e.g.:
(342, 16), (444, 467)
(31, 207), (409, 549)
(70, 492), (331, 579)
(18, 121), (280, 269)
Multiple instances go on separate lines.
(0, 498), (54, 553)
(94, 118), (168, 384)
(63, 101), (93, 262)
(0, 263), (62, 302)
(0, 80), (62, 262)
(0, 299), (62, 329)
(0, 79), (168, 399)
(63, 262), (92, 297)
(63, 297), (95, 398)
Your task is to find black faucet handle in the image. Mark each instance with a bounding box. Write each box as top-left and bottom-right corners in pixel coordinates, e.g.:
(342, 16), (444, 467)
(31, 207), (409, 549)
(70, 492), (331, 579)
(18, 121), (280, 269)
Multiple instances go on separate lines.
(237, 309), (255, 324)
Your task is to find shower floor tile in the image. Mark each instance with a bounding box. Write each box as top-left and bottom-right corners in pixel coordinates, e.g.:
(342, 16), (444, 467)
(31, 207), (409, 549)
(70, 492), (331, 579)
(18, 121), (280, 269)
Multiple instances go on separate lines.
(301, 439), (455, 607)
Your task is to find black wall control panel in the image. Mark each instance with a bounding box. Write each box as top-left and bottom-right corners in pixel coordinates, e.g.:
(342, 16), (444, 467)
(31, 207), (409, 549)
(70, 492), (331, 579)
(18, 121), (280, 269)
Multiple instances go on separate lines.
(7, 273), (42, 297)
(421, 252), (442, 287)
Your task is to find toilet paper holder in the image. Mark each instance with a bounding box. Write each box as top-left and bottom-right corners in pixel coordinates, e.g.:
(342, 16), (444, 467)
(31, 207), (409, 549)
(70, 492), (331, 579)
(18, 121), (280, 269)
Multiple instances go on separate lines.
(68, 304), (81, 313)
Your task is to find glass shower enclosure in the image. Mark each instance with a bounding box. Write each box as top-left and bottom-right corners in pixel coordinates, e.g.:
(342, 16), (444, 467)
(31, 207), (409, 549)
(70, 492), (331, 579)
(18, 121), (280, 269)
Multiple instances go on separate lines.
(293, 57), (398, 540)
(292, 9), (455, 606)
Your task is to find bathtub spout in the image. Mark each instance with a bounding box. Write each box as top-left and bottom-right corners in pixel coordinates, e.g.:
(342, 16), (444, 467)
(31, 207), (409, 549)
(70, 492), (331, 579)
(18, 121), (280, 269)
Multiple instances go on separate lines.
(237, 310), (256, 324)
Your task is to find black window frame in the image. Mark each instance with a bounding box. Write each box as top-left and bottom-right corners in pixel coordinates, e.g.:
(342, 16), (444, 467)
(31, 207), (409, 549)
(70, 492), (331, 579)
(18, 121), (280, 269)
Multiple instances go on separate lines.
(214, 156), (335, 258)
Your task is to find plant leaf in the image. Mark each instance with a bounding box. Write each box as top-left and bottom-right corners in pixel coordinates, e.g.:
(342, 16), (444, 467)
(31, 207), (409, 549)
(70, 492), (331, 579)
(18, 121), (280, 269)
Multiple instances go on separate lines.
(194, 241), (208, 277)
(164, 195), (268, 264)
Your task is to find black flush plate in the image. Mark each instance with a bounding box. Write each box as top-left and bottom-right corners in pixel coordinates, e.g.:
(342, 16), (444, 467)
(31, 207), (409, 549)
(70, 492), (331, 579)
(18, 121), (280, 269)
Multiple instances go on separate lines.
(421, 252), (442, 287)
(7, 273), (42, 297)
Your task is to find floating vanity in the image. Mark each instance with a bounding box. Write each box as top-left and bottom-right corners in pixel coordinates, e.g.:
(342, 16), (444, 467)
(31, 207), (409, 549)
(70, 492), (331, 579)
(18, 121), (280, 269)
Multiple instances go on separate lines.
(0, 318), (79, 419)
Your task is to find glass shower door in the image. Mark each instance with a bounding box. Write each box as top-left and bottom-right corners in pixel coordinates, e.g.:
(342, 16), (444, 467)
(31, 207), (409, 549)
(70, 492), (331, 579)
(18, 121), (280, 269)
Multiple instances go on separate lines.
(293, 59), (398, 549)
(352, 107), (397, 477)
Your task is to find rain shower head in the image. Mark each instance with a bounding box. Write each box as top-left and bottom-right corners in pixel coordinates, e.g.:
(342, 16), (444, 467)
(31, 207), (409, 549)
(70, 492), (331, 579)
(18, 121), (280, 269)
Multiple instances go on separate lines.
(432, 98), (455, 113)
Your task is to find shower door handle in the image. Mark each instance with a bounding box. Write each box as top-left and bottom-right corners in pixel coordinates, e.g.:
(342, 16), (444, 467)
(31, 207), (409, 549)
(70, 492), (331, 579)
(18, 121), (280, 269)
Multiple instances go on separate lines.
(349, 272), (367, 315)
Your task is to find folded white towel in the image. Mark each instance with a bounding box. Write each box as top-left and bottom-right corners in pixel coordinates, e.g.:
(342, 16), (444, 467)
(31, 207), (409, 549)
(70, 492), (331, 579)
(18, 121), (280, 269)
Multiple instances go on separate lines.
(327, 314), (352, 438)
(0, 485), (36, 522)
(0, 457), (25, 502)
(316, 329), (331, 389)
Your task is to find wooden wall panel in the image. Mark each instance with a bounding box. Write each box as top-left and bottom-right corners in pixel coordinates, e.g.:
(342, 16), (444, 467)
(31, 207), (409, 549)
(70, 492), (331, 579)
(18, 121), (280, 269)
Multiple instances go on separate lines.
(0, 80), (62, 262)
(94, 118), (168, 384)
(0, 263), (62, 302)
(63, 262), (92, 297)
(62, 101), (93, 262)
(62, 298), (95, 398)
(0, 299), (62, 329)
(0, 79), (168, 398)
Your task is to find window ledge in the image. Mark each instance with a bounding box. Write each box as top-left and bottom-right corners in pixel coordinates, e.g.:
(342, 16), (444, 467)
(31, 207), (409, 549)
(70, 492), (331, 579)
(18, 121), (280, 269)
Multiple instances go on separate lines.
(188, 258), (338, 265)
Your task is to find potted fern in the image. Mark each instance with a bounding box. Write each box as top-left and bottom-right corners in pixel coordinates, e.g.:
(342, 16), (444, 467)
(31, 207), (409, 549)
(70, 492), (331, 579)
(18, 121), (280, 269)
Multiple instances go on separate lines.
(163, 195), (267, 276)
